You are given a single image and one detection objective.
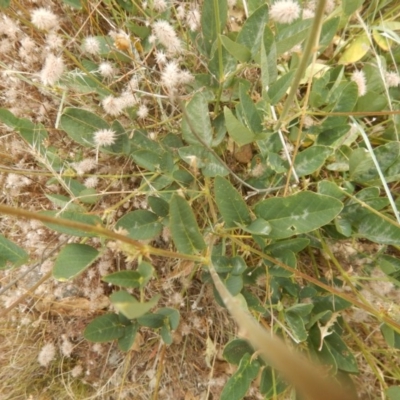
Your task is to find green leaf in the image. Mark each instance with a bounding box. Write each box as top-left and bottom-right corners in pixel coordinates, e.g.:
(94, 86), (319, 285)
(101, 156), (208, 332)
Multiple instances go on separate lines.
(103, 264), (153, 289)
(53, 244), (99, 281)
(294, 146), (332, 177)
(115, 210), (162, 240)
(260, 35), (270, 95)
(220, 35), (251, 62)
(267, 70), (295, 105)
(182, 93), (213, 146)
(209, 41), (237, 81)
(349, 142), (400, 184)
(160, 324), (173, 345)
(238, 84), (263, 133)
(260, 367), (287, 397)
(342, 0), (365, 15)
(308, 324), (337, 373)
(323, 331), (359, 373)
(335, 217), (352, 237)
(262, 26), (278, 85)
(0, 108), (18, 127)
(331, 81), (358, 112)
(315, 124), (350, 147)
(276, 19), (313, 55)
(169, 195), (206, 254)
(312, 294), (352, 314)
(62, 177), (87, 197)
(254, 191), (343, 239)
(157, 308), (180, 330)
(220, 353), (260, 400)
(137, 313), (165, 328)
(201, 0), (228, 54)
(214, 176), (251, 228)
(285, 311), (308, 342)
(265, 238), (310, 253)
(118, 322), (139, 352)
(60, 107), (109, 147)
(0, 234), (29, 269)
(154, 308), (180, 344)
(267, 250), (297, 276)
(102, 271), (142, 288)
(224, 107), (256, 146)
(138, 262), (155, 286)
(386, 386), (400, 400)
(348, 148), (371, 182)
(130, 130), (162, 153)
(381, 324), (400, 349)
(379, 255), (400, 278)
(178, 145), (229, 177)
(356, 213), (400, 245)
(130, 150), (162, 172)
(63, 69), (106, 96)
(0, 0), (11, 7)
(78, 188), (98, 204)
(110, 291), (160, 320)
(319, 17), (340, 52)
(239, 218), (271, 235)
(236, 4), (269, 58)
(148, 196), (169, 217)
(355, 91), (387, 112)
(39, 210), (103, 237)
(173, 169), (195, 186)
(84, 314), (125, 342)
(0, 109), (49, 156)
(223, 339), (254, 365)
(217, 273), (243, 296)
(213, 256), (240, 274)
(62, 0), (82, 9)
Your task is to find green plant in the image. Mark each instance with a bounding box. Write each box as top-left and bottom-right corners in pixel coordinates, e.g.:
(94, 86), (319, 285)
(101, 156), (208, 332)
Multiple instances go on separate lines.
(1, 0), (400, 398)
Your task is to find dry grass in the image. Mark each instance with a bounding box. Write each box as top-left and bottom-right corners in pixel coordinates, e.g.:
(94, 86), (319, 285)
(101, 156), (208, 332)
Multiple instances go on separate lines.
(1, 0), (400, 399)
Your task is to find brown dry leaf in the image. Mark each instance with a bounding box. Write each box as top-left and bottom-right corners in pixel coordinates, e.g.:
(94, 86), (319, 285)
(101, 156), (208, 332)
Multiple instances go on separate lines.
(168, 260), (194, 280)
(172, 330), (183, 345)
(318, 312), (339, 351)
(184, 391), (200, 400)
(228, 6), (245, 32)
(131, 331), (144, 352)
(234, 144), (253, 164)
(35, 295), (109, 316)
(204, 335), (217, 368)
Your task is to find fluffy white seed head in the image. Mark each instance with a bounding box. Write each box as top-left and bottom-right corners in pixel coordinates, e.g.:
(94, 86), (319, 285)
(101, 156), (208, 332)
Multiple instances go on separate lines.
(119, 91), (138, 108)
(98, 62), (115, 78)
(0, 15), (20, 39)
(40, 54), (64, 85)
(102, 95), (124, 116)
(46, 32), (63, 50)
(351, 70), (367, 96)
(270, 0), (301, 24)
(152, 20), (182, 55)
(31, 8), (59, 31)
(72, 158), (96, 175)
(385, 71), (400, 88)
(83, 36), (101, 55)
(186, 7), (201, 31)
(93, 129), (117, 147)
(84, 176), (99, 188)
(153, 0), (168, 12)
(38, 342), (56, 367)
(137, 104), (149, 119)
(161, 61), (181, 90)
